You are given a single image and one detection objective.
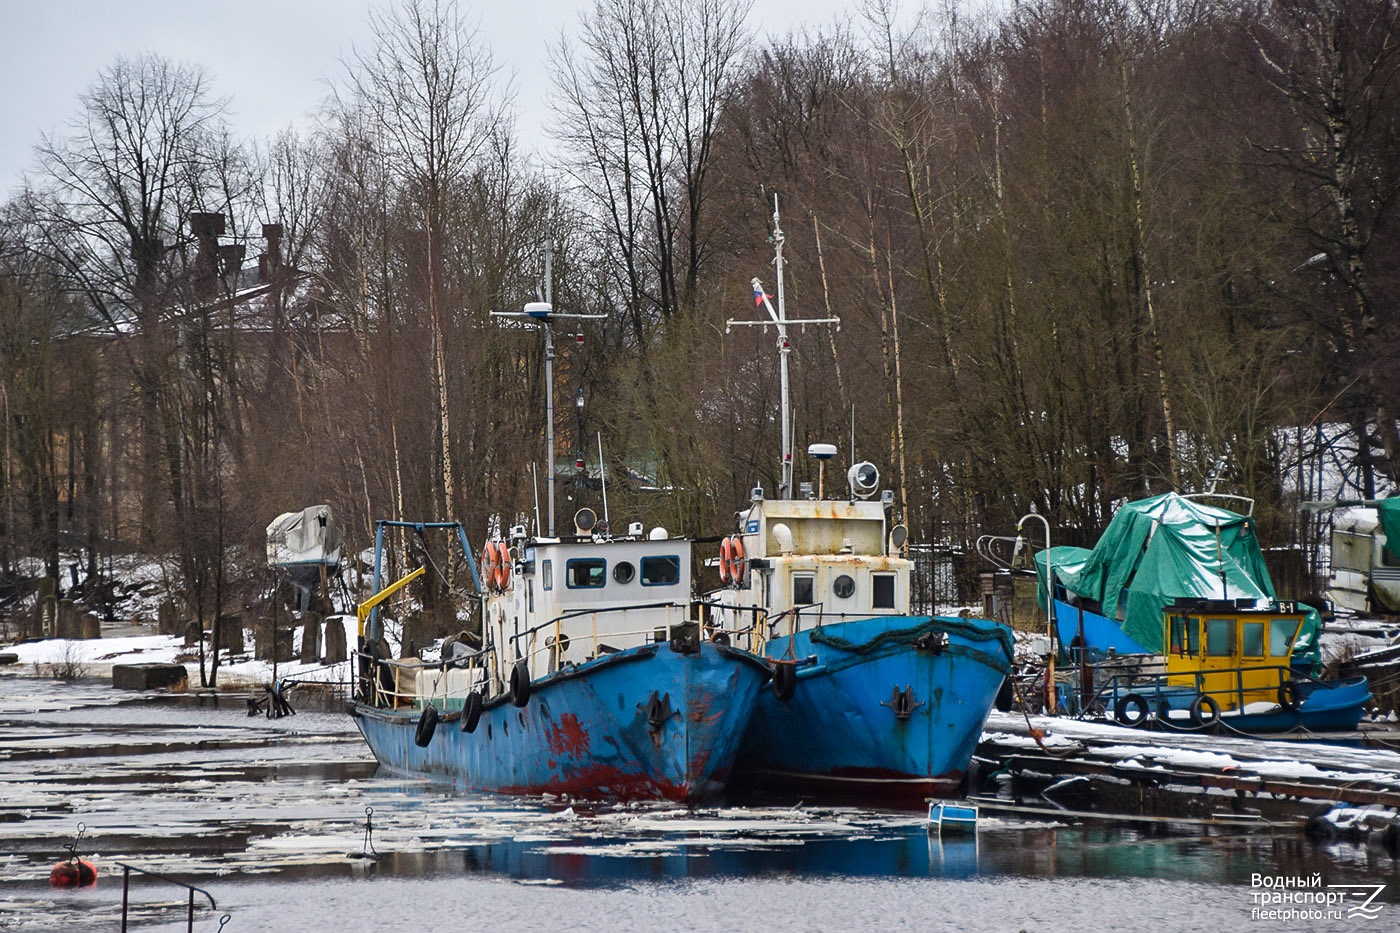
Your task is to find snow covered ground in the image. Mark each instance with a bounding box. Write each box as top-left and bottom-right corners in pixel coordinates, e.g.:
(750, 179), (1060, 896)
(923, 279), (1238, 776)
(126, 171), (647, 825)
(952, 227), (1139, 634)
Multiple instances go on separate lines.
(2, 625), (358, 689)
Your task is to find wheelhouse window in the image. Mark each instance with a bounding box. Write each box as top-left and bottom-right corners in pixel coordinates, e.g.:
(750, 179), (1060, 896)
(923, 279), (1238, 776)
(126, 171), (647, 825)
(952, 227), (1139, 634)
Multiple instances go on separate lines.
(640, 555), (680, 586)
(613, 561), (636, 584)
(1204, 618), (1234, 657)
(833, 574), (855, 599)
(1241, 622), (1265, 658)
(1269, 618), (1299, 657)
(1169, 616), (1200, 655)
(793, 574), (815, 605)
(872, 574), (896, 609)
(542, 560), (553, 591)
(566, 558), (607, 588)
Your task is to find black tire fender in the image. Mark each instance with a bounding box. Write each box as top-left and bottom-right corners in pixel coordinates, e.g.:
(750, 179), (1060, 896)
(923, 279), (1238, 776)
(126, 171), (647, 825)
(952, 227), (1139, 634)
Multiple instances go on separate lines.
(1277, 681), (1300, 712)
(510, 659), (532, 708)
(1113, 693), (1148, 727)
(771, 662), (796, 702)
(460, 691), (483, 733)
(414, 705), (439, 747)
(1190, 693), (1221, 727)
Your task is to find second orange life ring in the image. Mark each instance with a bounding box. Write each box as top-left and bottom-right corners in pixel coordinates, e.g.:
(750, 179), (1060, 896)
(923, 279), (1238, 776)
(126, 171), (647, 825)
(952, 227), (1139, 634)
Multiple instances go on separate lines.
(495, 541), (512, 590)
(728, 536), (746, 583)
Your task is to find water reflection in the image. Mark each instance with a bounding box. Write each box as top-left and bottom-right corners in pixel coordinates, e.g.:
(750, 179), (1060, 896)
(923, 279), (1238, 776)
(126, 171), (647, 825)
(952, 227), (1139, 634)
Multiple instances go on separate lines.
(0, 674), (1395, 932)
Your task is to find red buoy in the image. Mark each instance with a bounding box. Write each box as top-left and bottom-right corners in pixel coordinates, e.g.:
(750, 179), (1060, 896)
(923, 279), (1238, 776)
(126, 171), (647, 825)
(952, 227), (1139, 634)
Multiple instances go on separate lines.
(49, 859), (98, 888)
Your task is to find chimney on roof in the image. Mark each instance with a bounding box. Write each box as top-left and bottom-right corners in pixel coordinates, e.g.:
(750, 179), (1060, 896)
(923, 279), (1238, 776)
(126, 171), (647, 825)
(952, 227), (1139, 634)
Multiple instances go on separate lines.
(189, 212), (225, 298)
(218, 244), (245, 286)
(259, 223), (284, 284)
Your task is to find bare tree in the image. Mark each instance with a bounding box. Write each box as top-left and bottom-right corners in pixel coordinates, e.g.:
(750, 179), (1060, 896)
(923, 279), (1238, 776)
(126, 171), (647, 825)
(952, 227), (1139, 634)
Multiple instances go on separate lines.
(345, 0), (505, 523)
(27, 53), (230, 542)
(553, 0), (753, 345)
(1246, 0), (1400, 489)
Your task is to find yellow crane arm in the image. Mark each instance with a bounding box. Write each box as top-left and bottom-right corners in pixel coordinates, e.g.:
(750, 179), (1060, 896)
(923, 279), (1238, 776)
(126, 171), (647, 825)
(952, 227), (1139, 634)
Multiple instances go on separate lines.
(357, 566), (427, 636)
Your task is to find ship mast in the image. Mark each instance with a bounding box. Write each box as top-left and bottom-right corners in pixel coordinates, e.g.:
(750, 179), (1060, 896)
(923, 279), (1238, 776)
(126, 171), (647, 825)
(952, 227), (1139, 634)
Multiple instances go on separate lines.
(728, 196), (838, 499)
(492, 241), (605, 536)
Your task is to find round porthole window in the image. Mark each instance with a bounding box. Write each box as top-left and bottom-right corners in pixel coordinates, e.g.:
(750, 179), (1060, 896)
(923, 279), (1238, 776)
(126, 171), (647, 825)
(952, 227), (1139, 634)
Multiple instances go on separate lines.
(614, 561), (636, 584)
(833, 574), (855, 599)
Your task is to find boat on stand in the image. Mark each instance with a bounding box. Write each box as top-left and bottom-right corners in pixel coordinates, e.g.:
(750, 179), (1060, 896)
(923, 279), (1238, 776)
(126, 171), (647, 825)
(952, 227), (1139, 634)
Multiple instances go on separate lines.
(349, 266), (770, 802)
(709, 199), (1014, 804)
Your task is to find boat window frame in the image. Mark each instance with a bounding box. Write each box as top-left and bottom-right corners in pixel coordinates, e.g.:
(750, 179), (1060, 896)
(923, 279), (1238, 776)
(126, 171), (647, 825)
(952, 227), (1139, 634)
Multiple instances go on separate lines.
(565, 557), (608, 589)
(1268, 618), (1299, 657)
(541, 559), (553, 591)
(1169, 615), (1188, 655)
(639, 555), (681, 587)
(613, 561), (636, 584)
(1169, 615), (1202, 655)
(1204, 617), (1235, 657)
(833, 573), (856, 600)
(872, 573), (896, 609)
(1241, 621), (1265, 658)
(792, 573), (816, 605)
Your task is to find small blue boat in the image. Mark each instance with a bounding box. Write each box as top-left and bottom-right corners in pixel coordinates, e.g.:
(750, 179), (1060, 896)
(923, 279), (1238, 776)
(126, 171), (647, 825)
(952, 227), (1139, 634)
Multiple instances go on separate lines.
(928, 800), (979, 834)
(711, 198), (1013, 804)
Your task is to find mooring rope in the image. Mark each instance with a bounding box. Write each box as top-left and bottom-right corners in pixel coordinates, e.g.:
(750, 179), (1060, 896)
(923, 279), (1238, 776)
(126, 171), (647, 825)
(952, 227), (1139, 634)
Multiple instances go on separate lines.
(809, 616), (1015, 675)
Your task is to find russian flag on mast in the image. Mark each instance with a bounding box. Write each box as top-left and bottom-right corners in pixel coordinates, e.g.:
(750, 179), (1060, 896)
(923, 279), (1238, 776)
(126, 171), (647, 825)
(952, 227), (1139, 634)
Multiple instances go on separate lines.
(753, 281), (773, 306)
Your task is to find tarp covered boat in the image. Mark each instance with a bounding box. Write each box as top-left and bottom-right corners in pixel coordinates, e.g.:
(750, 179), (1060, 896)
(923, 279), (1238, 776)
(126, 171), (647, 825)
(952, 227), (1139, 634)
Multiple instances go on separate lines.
(1034, 493), (1320, 670)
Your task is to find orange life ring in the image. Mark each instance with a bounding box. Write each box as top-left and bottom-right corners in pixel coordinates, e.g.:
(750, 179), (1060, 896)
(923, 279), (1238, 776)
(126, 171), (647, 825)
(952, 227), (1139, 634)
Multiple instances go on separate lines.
(485, 542), (504, 591)
(729, 536), (746, 584)
(495, 541), (512, 590)
(718, 536), (734, 585)
(480, 545), (495, 591)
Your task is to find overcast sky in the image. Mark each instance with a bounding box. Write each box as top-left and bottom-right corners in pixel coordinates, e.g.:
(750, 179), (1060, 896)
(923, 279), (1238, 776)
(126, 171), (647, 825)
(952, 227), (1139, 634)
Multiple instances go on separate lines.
(0, 0), (892, 203)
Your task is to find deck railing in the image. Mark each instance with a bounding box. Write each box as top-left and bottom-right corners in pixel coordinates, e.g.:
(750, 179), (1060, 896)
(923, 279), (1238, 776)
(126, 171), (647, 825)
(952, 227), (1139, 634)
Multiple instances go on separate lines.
(354, 597), (769, 710)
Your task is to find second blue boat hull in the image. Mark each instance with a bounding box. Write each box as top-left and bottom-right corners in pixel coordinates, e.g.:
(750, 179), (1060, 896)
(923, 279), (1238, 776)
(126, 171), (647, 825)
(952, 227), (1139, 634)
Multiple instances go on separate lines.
(733, 615), (1013, 804)
(1144, 675), (1373, 733)
(351, 640), (768, 802)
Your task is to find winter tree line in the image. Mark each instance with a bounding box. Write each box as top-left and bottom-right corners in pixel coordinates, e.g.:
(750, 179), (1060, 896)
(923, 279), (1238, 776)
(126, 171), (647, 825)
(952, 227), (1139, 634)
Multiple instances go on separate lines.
(1, 0), (1397, 642)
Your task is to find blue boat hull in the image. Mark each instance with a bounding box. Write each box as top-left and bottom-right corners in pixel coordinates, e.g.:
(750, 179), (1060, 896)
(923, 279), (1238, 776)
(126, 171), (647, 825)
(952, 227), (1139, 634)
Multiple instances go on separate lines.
(1054, 599), (1153, 656)
(734, 616), (1013, 803)
(1146, 675), (1372, 733)
(351, 641), (767, 802)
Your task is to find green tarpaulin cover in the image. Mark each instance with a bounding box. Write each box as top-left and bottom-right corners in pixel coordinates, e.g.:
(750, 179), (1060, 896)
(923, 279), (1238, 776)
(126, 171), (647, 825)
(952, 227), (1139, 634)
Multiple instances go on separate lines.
(1379, 499), (1400, 562)
(1034, 493), (1321, 669)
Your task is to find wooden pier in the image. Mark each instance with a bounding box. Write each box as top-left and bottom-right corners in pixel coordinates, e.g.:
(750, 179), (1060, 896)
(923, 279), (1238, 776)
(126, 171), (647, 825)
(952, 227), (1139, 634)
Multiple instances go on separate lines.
(974, 711), (1400, 827)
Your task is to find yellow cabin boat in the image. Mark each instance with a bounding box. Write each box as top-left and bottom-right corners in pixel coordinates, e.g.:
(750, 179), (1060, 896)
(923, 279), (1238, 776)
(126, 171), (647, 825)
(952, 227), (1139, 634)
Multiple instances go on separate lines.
(1163, 599), (1305, 713)
(1086, 598), (1371, 733)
